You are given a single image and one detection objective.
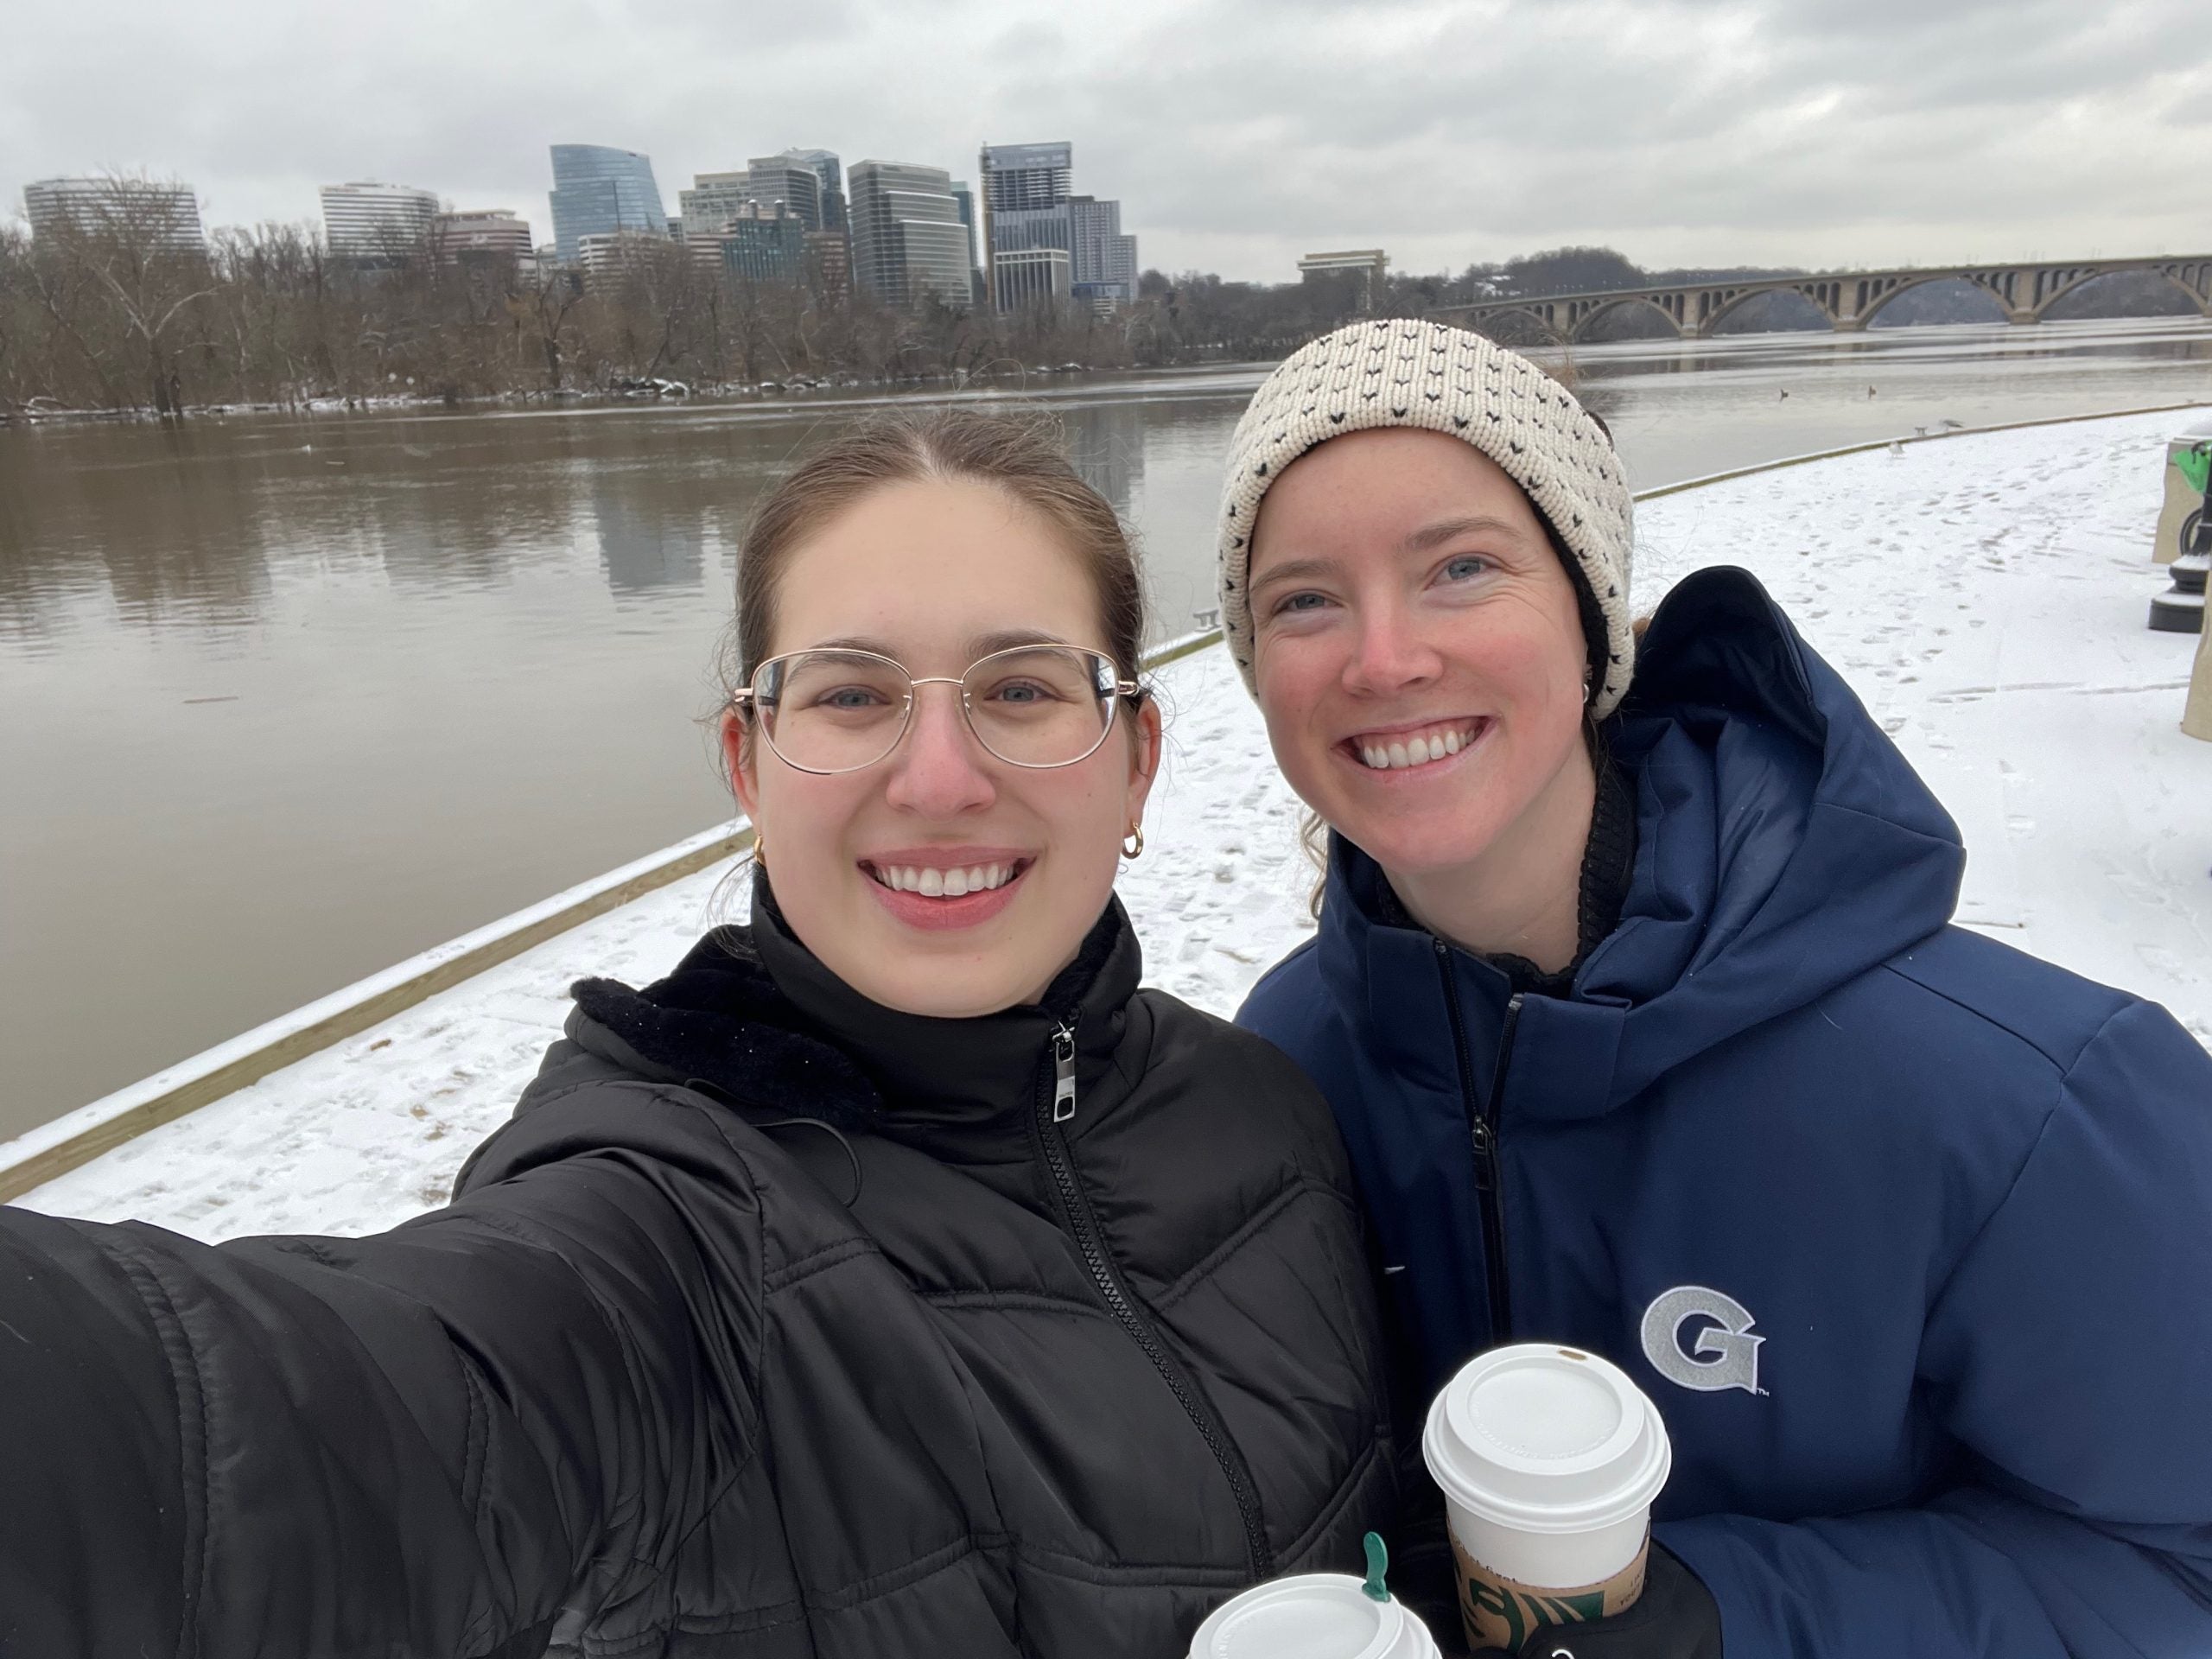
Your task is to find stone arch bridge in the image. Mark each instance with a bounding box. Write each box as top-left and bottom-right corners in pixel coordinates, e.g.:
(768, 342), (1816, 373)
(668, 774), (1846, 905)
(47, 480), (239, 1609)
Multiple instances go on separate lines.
(1427, 256), (2212, 343)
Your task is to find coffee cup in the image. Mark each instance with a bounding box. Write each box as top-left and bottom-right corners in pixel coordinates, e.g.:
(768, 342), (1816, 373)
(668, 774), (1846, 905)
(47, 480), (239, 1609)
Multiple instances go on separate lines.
(1421, 1344), (1672, 1653)
(1189, 1569), (1441, 1659)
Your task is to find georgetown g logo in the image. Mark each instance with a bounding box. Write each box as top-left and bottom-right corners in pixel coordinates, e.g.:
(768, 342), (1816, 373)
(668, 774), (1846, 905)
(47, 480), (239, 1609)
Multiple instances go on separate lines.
(1640, 1285), (1766, 1395)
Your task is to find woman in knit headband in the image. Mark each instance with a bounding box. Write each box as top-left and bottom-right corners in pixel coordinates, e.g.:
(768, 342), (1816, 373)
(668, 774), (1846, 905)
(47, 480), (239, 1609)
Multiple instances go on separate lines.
(1222, 320), (2212, 1659)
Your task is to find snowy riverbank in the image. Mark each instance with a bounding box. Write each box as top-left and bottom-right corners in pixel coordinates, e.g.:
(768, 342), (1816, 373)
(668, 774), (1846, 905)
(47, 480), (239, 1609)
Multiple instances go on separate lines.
(19, 409), (2211, 1238)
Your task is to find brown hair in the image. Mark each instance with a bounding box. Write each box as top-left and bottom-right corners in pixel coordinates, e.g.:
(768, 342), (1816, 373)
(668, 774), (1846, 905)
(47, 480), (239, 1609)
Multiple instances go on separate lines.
(721, 406), (1148, 706)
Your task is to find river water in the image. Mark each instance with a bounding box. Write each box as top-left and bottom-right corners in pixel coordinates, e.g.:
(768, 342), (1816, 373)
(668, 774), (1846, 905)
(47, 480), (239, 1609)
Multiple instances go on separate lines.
(5, 315), (2210, 1136)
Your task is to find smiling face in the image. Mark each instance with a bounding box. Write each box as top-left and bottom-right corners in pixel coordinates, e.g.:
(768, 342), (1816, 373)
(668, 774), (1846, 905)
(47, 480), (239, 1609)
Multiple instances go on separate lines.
(726, 476), (1159, 1018)
(1247, 428), (1593, 894)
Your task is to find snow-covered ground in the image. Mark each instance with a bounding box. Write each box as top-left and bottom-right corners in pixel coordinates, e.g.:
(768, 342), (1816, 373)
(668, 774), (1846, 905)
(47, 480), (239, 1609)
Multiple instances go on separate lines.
(19, 410), (2210, 1240)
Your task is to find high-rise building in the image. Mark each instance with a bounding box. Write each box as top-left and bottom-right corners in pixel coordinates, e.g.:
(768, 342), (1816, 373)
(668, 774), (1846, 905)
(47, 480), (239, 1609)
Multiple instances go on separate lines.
(980, 141), (1072, 215)
(742, 157), (822, 233)
(977, 143), (1139, 310)
(320, 181), (440, 258)
(431, 210), (533, 266)
(992, 246), (1071, 316)
(978, 142), (1139, 313)
(848, 161), (971, 310)
(1069, 195), (1138, 307)
(549, 144), (668, 264)
(950, 181), (979, 272)
(804, 230), (850, 305)
(677, 171), (751, 240)
(1298, 249), (1389, 313)
(24, 176), (204, 251)
(980, 140), (1072, 312)
(950, 181), (985, 308)
(578, 229), (677, 286)
(781, 149), (846, 234)
(678, 229), (727, 278)
(719, 200), (806, 286)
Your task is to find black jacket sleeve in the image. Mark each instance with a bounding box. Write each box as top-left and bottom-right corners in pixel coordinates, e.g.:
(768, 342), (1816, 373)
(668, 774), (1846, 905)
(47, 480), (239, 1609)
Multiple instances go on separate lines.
(0, 1077), (766, 1658)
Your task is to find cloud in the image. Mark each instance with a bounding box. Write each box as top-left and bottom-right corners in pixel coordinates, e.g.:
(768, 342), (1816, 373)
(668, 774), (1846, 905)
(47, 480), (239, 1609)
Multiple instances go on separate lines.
(3, 0), (2202, 281)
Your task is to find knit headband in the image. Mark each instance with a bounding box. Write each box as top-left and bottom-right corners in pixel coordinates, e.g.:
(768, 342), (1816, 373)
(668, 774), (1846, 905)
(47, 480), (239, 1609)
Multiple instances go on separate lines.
(1215, 319), (1637, 717)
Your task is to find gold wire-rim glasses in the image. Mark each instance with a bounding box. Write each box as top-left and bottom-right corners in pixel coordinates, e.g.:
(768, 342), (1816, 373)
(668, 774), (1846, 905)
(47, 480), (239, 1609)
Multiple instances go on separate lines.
(729, 644), (1144, 775)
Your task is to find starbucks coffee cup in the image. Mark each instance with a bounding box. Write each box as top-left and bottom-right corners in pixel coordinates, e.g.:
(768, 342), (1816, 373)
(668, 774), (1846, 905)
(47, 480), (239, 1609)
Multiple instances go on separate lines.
(1189, 1573), (1441, 1659)
(1422, 1344), (1672, 1654)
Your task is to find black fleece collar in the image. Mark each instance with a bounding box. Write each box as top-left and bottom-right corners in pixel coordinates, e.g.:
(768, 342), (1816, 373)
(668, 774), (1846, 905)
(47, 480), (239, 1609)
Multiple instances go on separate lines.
(568, 916), (883, 1131)
(566, 871), (1141, 1158)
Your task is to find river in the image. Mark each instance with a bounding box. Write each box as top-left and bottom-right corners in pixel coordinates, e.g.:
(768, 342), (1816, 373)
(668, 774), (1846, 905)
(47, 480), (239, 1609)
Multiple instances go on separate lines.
(4, 314), (2210, 1136)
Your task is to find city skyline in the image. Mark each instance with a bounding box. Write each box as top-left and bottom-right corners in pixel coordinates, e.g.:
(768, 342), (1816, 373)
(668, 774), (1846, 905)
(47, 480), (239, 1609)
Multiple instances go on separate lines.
(3, 0), (2207, 283)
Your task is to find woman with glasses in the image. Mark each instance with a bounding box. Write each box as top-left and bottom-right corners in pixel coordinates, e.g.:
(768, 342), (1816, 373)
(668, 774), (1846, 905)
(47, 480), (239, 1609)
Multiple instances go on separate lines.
(0, 410), (1395, 1656)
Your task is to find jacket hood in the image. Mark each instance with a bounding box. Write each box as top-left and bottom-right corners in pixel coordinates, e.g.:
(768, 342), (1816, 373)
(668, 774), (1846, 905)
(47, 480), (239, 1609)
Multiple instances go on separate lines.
(1320, 565), (1967, 1116)
(563, 872), (1141, 1156)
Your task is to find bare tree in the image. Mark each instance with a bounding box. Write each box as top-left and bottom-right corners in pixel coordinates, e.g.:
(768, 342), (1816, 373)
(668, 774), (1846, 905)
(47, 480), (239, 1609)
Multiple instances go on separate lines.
(37, 174), (216, 416)
(516, 260), (584, 391)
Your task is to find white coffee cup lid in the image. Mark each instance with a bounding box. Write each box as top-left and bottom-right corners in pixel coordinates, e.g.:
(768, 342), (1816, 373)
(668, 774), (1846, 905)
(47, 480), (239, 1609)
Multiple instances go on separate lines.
(1422, 1344), (1671, 1533)
(1189, 1573), (1438, 1659)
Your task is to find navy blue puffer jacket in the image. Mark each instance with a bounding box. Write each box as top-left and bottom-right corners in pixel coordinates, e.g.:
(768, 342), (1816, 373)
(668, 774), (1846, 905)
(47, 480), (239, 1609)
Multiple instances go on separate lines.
(1240, 566), (2212, 1659)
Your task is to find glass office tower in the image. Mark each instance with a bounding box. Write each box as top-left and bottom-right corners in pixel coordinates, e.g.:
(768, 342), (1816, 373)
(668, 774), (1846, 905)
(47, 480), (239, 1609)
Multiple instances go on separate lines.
(849, 161), (971, 308)
(549, 144), (669, 264)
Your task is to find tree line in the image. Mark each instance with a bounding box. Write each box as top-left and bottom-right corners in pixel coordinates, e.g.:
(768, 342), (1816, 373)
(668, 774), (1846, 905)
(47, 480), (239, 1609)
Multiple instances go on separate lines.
(6, 178), (2183, 421)
(0, 179), (1707, 420)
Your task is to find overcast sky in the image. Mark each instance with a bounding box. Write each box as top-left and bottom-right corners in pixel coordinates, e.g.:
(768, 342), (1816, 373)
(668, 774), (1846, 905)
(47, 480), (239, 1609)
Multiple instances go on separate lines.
(4, 0), (2207, 282)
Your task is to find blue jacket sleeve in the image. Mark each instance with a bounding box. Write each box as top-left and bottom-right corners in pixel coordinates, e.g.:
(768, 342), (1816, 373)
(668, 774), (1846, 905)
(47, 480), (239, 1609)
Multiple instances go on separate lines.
(1657, 998), (2212, 1658)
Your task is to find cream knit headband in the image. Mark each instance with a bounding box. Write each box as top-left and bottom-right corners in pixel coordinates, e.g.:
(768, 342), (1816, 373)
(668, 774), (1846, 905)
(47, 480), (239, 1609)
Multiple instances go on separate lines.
(1216, 319), (1637, 717)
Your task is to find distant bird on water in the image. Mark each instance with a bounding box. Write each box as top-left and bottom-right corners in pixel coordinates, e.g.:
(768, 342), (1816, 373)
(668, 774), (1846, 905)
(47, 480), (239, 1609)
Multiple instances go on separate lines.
(1867, 385), (1878, 398)
(1778, 388), (1790, 400)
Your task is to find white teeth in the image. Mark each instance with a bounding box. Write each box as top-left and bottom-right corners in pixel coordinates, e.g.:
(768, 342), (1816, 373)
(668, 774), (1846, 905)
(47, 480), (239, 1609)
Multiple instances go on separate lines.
(873, 861), (1016, 895)
(1356, 726), (1477, 770)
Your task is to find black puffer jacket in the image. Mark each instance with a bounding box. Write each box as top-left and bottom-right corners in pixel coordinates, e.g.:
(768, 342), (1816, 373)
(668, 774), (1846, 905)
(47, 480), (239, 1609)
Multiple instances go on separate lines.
(0, 888), (1395, 1657)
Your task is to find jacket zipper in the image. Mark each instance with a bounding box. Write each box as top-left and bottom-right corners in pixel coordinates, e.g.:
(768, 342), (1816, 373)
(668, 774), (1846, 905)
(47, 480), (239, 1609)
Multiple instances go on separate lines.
(1032, 1019), (1274, 1578)
(1435, 942), (1517, 1343)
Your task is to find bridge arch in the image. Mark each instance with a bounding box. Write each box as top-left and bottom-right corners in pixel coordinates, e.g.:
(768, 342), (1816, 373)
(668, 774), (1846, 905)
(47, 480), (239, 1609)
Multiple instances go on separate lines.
(1567, 296), (1684, 344)
(1696, 283), (1842, 337)
(1704, 287), (1834, 335)
(2032, 262), (2212, 321)
(1464, 305), (1569, 347)
(1857, 274), (2012, 328)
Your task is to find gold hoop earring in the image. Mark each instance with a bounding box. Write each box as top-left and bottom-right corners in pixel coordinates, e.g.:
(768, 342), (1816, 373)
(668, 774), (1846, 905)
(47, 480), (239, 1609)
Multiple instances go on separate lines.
(751, 833), (766, 868)
(1122, 823), (1145, 860)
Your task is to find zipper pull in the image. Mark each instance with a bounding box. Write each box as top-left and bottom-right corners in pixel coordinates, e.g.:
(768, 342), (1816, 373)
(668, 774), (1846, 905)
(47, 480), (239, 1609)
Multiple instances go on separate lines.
(1469, 1116), (1496, 1189)
(1051, 1024), (1077, 1123)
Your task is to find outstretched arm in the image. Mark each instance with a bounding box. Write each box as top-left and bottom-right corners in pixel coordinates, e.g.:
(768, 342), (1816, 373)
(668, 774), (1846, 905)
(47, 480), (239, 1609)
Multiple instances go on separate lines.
(0, 1079), (765, 1657)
